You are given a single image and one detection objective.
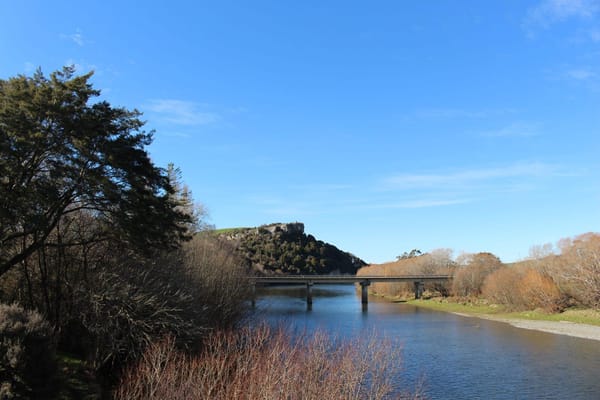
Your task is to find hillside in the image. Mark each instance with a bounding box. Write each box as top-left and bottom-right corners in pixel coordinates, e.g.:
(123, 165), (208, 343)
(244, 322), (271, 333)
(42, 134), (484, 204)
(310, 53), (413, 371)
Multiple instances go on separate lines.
(215, 222), (365, 275)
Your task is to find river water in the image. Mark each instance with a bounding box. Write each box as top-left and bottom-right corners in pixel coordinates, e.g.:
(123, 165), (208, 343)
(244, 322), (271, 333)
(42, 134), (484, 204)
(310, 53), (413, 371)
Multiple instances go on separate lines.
(252, 284), (600, 399)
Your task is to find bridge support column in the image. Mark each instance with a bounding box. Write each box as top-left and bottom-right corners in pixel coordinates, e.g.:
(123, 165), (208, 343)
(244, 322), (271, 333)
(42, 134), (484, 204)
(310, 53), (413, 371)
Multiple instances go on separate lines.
(414, 281), (424, 299)
(306, 281), (314, 306)
(360, 281), (370, 305)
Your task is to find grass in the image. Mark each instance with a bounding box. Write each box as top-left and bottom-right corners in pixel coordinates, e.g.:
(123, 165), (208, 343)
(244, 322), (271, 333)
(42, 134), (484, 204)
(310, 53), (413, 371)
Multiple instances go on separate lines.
(499, 308), (600, 326)
(407, 298), (600, 326)
(56, 353), (102, 400)
(212, 227), (251, 235)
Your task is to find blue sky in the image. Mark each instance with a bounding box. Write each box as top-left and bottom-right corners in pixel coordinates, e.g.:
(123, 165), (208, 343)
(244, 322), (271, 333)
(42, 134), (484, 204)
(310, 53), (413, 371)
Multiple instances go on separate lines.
(1, 0), (599, 263)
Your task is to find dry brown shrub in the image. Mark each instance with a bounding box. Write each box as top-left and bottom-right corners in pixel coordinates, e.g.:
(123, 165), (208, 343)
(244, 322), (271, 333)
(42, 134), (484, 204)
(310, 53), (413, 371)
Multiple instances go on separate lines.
(549, 233), (600, 308)
(482, 267), (524, 309)
(452, 253), (502, 297)
(482, 267), (564, 312)
(114, 325), (418, 400)
(519, 269), (564, 312)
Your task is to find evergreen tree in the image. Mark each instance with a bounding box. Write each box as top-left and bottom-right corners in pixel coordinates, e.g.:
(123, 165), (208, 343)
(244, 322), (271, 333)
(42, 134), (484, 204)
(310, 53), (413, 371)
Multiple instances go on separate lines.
(0, 67), (191, 278)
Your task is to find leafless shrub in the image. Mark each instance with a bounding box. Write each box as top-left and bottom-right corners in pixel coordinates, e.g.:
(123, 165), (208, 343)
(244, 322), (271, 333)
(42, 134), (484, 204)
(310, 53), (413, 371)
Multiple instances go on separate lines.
(482, 267), (524, 309)
(482, 267), (565, 312)
(72, 233), (251, 374)
(452, 253), (502, 297)
(519, 269), (565, 312)
(181, 233), (251, 328)
(115, 325), (417, 400)
(549, 233), (600, 309)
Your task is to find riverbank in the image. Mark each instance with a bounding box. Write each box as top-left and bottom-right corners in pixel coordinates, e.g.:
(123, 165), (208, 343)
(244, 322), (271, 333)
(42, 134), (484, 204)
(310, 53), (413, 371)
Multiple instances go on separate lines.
(406, 298), (600, 341)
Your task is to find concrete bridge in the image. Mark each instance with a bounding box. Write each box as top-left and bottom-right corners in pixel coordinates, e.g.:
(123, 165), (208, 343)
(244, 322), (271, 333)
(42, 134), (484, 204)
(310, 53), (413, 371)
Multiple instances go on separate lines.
(249, 275), (452, 308)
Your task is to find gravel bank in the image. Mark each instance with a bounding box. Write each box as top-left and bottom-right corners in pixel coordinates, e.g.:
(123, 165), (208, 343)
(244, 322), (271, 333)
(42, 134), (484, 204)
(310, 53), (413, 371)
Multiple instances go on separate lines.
(455, 313), (600, 341)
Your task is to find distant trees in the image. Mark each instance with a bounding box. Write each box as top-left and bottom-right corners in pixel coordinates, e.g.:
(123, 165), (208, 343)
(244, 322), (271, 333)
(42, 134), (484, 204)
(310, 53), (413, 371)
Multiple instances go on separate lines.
(396, 249), (422, 260)
(358, 249), (455, 298)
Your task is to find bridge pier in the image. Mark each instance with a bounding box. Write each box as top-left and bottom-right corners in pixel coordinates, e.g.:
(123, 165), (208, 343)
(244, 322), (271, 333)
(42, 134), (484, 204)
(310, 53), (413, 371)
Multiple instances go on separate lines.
(414, 281), (424, 299)
(360, 280), (370, 304)
(306, 281), (314, 306)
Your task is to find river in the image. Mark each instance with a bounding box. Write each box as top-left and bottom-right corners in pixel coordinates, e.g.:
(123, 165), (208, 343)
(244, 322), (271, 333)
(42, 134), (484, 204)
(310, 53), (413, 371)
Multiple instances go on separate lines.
(252, 284), (600, 399)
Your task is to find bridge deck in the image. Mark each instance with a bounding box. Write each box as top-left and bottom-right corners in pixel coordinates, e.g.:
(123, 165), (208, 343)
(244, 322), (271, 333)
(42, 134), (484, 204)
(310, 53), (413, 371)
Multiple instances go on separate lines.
(250, 275), (452, 308)
(251, 274), (452, 284)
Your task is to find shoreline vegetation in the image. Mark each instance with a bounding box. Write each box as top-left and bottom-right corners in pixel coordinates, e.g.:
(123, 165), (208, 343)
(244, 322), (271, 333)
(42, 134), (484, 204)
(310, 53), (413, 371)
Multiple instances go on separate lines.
(0, 69), (418, 399)
(358, 235), (600, 342)
(412, 298), (600, 342)
(379, 294), (600, 341)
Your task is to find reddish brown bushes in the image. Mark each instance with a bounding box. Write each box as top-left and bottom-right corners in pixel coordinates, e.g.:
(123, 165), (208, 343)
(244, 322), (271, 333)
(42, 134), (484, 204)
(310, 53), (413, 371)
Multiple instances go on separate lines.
(519, 269), (564, 312)
(482, 267), (564, 312)
(550, 233), (600, 308)
(114, 325), (416, 400)
(481, 267), (524, 308)
(452, 253), (502, 297)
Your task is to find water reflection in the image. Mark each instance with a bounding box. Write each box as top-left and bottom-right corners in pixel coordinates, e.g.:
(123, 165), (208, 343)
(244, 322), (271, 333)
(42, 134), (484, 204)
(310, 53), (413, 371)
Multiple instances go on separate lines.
(253, 284), (600, 400)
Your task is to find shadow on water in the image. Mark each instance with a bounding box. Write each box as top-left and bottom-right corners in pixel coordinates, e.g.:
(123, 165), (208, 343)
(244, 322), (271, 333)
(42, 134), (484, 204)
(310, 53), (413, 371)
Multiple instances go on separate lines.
(256, 284), (350, 299)
(252, 284), (600, 400)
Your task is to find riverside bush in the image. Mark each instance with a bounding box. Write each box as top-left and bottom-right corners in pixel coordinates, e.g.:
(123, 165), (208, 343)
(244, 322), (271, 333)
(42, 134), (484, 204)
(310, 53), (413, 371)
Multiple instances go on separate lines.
(482, 268), (564, 312)
(76, 234), (251, 376)
(0, 303), (57, 399)
(114, 325), (418, 400)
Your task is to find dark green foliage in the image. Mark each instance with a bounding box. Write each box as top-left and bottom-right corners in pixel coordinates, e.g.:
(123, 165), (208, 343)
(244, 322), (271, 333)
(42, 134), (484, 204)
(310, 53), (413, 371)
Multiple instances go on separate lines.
(0, 67), (191, 278)
(218, 223), (365, 275)
(0, 67), (244, 385)
(0, 303), (58, 399)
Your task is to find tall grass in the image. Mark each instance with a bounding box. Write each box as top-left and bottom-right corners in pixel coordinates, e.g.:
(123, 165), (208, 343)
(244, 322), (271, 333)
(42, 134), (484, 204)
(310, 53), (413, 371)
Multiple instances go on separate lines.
(114, 325), (419, 400)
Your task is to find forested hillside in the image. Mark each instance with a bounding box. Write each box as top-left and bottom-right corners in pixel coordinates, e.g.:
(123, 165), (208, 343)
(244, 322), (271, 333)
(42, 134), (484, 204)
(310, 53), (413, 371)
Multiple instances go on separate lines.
(216, 223), (366, 275)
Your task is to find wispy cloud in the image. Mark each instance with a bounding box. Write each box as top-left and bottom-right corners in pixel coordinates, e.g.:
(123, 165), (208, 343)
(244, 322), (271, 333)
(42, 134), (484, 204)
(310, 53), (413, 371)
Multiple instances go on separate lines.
(61, 29), (86, 46)
(415, 108), (516, 119)
(367, 198), (473, 209)
(290, 183), (354, 192)
(525, 0), (599, 29)
(145, 99), (221, 126)
(383, 162), (561, 190)
(566, 67), (597, 79)
(480, 122), (542, 138)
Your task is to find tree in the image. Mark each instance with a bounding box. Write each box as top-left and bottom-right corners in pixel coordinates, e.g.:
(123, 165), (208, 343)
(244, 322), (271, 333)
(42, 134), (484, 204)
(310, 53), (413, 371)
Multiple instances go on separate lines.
(166, 163), (211, 233)
(396, 249), (422, 260)
(0, 67), (191, 278)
